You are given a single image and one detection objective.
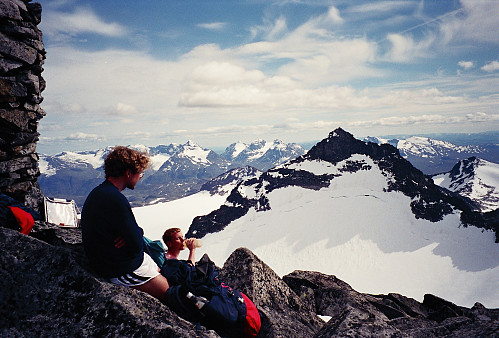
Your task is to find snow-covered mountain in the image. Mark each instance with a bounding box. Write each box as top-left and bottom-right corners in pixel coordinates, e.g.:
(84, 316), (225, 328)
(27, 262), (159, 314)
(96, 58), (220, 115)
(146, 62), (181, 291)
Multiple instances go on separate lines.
(200, 166), (262, 196)
(433, 157), (499, 213)
(38, 139), (304, 207)
(222, 139), (306, 170)
(365, 135), (495, 175)
(134, 128), (499, 309)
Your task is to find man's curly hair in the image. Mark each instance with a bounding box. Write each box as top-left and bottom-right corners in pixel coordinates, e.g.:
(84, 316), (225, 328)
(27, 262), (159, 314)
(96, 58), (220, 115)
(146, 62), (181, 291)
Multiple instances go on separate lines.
(104, 146), (150, 178)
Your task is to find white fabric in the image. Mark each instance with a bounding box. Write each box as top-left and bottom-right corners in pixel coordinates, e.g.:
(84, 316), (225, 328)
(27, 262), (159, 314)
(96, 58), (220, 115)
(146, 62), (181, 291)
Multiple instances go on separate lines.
(109, 253), (160, 287)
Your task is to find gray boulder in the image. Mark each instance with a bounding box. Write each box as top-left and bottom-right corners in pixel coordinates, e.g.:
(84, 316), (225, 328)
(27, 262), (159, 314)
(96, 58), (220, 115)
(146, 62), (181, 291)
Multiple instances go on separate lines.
(283, 270), (499, 337)
(219, 247), (324, 337)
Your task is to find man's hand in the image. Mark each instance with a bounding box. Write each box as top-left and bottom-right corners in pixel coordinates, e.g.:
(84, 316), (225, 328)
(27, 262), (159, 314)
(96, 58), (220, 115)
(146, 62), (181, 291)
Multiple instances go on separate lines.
(114, 236), (126, 248)
(184, 238), (196, 250)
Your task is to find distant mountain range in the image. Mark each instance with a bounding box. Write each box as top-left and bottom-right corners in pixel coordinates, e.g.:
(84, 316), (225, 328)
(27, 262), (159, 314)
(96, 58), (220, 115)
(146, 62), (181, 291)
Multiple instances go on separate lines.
(37, 131), (499, 209)
(38, 139), (305, 208)
(364, 135), (499, 175)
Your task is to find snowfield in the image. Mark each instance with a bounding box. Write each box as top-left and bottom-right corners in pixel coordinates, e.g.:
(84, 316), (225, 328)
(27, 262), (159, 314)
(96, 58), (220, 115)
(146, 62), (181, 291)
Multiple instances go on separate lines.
(134, 156), (499, 309)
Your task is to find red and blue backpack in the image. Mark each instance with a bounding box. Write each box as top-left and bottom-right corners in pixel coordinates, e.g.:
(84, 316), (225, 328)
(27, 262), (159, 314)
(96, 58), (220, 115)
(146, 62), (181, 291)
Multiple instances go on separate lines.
(162, 254), (261, 338)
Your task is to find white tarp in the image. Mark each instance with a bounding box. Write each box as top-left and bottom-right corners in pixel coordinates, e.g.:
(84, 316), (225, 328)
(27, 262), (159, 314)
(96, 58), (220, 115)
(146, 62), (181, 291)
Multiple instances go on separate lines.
(44, 197), (79, 227)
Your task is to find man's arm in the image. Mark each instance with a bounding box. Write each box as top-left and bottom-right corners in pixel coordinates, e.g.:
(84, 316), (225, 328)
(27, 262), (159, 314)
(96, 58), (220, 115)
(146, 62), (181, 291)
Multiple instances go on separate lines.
(185, 238), (196, 263)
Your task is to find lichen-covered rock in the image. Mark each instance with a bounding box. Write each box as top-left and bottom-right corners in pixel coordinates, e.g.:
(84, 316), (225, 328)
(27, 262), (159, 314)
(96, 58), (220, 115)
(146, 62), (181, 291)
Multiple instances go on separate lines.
(219, 247), (324, 337)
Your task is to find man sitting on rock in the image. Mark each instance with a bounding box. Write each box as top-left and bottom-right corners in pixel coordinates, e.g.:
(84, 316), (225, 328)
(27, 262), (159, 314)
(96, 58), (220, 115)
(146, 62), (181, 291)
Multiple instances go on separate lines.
(161, 227), (261, 337)
(80, 146), (170, 303)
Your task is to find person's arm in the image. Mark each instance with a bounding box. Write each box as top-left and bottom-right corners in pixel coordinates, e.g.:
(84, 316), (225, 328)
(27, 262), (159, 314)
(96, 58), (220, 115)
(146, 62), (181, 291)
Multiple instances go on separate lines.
(184, 238), (196, 264)
(111, 196), (143, 254)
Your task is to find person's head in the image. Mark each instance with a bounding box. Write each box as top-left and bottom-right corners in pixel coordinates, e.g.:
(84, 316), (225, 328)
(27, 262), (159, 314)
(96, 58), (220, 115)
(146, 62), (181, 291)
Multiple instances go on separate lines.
(104, 146), (150, 179)
(162, 227), (185, 250)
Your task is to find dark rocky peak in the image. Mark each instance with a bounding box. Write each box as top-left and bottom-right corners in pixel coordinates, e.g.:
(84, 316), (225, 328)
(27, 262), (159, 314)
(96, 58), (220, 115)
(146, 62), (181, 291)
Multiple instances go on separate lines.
(219, 248), (324, 336)
(304, 128), (401, 169)
(448, 156), (478, 180)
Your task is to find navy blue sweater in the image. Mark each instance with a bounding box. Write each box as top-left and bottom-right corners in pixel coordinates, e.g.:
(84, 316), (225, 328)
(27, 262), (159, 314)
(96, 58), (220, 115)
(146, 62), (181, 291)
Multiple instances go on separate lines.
(81, 180), (144, 278)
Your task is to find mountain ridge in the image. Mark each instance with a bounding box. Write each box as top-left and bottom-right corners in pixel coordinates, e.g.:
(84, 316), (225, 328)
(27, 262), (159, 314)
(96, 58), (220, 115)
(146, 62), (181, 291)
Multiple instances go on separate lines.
(187, 128), (493, 240)
(38, 139), (305, 207)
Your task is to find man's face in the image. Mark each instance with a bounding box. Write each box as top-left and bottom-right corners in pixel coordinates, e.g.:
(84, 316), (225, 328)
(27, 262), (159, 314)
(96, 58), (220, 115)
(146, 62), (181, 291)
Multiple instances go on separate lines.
(167, 231), (185, 251)
(126, 170), (143, 190)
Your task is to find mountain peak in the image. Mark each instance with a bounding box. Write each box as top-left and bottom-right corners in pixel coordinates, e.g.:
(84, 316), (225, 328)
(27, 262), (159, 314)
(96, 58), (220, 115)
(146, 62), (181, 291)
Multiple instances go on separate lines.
(184, 140), (199, 147)
(188, 128), (494, 241)
(433, 156), (499, 212)
(305, 127), (398, 165)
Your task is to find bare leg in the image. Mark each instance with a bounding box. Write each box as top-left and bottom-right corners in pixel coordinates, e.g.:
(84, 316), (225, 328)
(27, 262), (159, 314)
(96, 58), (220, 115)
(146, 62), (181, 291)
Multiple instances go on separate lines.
(132, 274), (169, 303)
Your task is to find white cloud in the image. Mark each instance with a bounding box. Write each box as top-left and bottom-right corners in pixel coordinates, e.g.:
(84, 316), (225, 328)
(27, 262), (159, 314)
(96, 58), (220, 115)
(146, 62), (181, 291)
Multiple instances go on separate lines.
(115, 103), (138, 115)
(326, 6), (343, 24)
(348, 1), (414, 14)
(42, 46), (186, 116)
(197, 22), (228, 31)
(42, 7), (127, 39)
(465, 112), (499, 122)
(64, 132), (104, 141)
(349, 111), (499, 128)
(266, 16), (288, 40)
(124, 131), (152, 138)
(458, 61), (474, 69)
(482, 61), (499, 73)
(249, 15), (288, 41)
(439, 0), (499, 44)
(385, 33), (434, 63)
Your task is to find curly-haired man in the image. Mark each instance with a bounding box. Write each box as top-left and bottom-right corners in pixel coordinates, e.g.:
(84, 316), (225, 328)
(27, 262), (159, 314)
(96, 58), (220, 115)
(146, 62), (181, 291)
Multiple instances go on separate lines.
(81, 146), (170, 302)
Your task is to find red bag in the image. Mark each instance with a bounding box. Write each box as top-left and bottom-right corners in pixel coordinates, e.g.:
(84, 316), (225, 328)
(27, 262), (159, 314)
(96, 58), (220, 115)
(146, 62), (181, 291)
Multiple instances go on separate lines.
(8, 206), (34, 235)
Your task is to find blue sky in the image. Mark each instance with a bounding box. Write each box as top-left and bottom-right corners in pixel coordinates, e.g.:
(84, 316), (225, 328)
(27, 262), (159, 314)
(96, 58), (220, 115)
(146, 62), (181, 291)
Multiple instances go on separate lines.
(35, 0), (499, 154)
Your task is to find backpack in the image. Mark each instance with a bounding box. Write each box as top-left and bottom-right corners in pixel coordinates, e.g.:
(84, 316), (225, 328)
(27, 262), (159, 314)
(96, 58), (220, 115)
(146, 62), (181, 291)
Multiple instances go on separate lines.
(143, 236), (166, 268)
(163, 254), (261, 338)
(0, 193), (40, 234)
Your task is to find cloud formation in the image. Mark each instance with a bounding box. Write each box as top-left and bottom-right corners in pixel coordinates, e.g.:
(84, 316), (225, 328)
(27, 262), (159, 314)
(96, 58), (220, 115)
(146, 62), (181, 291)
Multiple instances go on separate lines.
(482, 61), (499, 73)
(36, 1), (499, 153)
(458, 61), (474, 70)
(42, 7), (126, 40)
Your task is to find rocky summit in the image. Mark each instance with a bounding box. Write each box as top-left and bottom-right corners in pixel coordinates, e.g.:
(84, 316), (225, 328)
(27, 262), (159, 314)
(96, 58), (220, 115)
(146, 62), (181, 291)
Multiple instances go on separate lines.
(1, 223), (497, 337)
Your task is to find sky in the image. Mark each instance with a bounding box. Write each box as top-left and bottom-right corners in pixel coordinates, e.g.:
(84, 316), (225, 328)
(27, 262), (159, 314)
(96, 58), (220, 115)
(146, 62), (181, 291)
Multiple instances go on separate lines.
(35, 0), (499, 154)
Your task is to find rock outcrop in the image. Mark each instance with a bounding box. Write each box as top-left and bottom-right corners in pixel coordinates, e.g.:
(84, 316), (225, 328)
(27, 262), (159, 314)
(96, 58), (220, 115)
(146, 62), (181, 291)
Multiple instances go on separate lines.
(0, 0), (46, 211)
(1, 224), (497, 337)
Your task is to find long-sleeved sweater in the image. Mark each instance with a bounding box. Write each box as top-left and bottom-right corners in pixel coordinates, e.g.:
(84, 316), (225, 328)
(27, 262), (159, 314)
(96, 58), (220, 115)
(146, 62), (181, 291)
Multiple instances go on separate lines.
(81, 180), (144, 278)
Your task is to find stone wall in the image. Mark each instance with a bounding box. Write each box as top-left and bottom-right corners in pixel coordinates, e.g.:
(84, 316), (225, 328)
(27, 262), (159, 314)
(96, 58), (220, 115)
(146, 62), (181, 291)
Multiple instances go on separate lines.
(0, 0), (45, 210)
